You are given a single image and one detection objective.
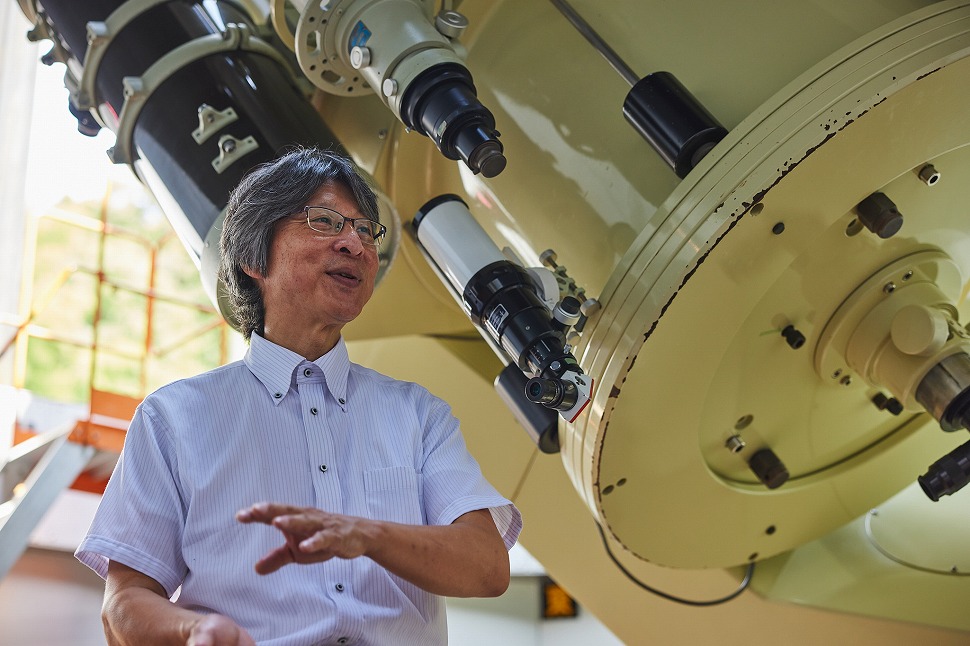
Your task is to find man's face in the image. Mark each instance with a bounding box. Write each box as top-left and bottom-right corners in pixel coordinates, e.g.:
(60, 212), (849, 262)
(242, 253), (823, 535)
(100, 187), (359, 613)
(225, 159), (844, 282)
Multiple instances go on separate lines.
(250, 181), (379, 334)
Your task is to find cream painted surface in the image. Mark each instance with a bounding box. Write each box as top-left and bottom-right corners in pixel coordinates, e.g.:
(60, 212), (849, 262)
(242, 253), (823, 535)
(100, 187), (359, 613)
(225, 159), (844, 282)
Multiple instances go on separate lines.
(331, 0), (970, 637)
(574, 7), (970, 567)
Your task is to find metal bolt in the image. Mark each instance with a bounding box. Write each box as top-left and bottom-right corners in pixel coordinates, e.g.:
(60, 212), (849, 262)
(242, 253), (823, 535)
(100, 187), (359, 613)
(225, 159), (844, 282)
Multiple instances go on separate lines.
(883, 282), (896, 294)
(725, 435), (746, 453)
(350, 46), (371, 69)
(872, 392), (903, 415)
(839, 375), (852, 386)
(832, 369), (842, 379)
(580, 298), (600, 317)
(435, 10), (469, 38)
(540, 249), (559, 268)
(382, 78), (398, 97)
(772, 222), (785, 235)
(902, 270), (913, 281)
(748, 448), (790, 489)
(855, 192), (903, 239)
(221, 139), (236, 153)
(377, 128), (387, 140)
(781, 325), (806, 349)
(917, 164), (941, 186)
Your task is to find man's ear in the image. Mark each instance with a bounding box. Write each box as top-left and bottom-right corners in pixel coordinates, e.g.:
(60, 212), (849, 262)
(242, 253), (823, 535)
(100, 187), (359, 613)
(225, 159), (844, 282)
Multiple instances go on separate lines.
(241, 265), (263, 281)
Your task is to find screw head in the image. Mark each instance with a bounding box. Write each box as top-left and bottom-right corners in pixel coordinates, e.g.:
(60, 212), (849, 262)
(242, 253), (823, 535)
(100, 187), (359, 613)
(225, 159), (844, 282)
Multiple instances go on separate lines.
(917, 164), (940, 186)
(350, 46), (371, 69)
(725, 434), (746, 453)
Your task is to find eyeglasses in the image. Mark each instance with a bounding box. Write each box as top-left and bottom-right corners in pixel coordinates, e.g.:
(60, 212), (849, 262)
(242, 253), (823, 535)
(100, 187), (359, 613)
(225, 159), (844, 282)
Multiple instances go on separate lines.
(302, 206), (386, 247)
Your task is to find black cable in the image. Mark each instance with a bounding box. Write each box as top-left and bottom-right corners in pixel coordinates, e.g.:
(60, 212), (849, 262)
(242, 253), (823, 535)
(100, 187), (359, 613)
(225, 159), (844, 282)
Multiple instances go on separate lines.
(595, 521), (755, 606)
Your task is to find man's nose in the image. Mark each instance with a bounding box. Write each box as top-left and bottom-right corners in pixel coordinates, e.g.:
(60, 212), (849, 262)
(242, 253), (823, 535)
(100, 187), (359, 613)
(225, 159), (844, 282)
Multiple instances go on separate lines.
(332, 224), (364, 254)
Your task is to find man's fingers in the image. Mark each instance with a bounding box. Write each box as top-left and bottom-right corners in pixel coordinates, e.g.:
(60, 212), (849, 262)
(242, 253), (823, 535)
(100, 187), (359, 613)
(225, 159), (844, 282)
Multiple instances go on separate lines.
(254, 545), (295, 575)
(236, 502), (303, 524)
(271, 513), (325, 534)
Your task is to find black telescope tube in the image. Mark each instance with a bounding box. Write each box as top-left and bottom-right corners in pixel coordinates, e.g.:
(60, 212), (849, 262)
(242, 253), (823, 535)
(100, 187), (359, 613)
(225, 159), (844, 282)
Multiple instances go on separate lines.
(623, 71), (727, 178)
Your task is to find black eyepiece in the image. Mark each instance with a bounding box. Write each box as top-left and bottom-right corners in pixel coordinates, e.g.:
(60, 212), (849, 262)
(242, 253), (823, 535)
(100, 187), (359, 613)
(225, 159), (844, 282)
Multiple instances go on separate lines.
(525, 377), (579, 411)
(399, 63), (505, 177)
(918, 439), (970, 501)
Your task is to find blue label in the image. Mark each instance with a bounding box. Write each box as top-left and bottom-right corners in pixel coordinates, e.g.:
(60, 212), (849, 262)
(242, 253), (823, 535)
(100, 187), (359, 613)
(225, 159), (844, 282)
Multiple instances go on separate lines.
(348, 21), (372, 54)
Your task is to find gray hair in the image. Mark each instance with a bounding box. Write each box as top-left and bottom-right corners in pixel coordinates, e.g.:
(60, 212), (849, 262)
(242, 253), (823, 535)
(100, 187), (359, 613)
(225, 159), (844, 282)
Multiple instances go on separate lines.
(219, 147), (380, 340)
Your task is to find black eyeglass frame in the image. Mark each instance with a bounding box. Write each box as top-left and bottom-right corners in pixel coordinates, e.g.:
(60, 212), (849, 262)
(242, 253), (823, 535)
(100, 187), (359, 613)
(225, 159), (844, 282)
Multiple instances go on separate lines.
(301, 205), (387, 247)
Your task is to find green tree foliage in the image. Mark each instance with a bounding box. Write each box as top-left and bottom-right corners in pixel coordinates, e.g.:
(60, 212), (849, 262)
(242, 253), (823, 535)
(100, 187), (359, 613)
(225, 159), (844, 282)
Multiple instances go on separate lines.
(25, 190), (228, 403)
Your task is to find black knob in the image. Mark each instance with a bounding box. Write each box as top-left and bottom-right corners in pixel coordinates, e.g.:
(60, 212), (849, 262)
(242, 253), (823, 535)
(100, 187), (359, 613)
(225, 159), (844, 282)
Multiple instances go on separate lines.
(748, 448), (790, 489)
(856, 192), (903, 239)
(781, 325), (806, 350)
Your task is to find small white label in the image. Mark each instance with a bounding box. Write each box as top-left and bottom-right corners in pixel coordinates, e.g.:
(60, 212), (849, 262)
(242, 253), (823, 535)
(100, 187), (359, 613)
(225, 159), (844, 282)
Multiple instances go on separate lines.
(486, 304), (510, 337)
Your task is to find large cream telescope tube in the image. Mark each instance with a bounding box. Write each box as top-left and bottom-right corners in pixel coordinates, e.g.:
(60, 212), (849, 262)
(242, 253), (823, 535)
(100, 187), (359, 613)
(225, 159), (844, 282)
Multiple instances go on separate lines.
(356, 0), (970, 569)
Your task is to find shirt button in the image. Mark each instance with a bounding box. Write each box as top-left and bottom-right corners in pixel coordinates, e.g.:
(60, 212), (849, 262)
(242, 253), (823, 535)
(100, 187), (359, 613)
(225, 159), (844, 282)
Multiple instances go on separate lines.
(335, 583), (345, 592)
(337, 638), (348, 645)
(303, 368), (312, 377)
(319, 464), (328, 473)
(310, 407), (318, 415)
(273, 392), (282, 399)
(338, 398), (345, 405)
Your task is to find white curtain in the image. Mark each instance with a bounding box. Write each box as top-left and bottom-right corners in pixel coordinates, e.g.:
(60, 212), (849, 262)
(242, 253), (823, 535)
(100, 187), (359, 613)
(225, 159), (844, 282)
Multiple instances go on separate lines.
(0, 5), (37, 455)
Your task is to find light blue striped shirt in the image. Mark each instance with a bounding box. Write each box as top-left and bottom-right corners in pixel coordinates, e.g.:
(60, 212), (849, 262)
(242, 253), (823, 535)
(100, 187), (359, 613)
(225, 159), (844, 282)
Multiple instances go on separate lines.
(76, 333), (522, 645)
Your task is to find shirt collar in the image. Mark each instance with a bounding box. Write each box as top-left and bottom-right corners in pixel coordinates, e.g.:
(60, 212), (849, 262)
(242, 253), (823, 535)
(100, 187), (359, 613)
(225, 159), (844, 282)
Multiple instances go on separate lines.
(245, 333), (350, 407)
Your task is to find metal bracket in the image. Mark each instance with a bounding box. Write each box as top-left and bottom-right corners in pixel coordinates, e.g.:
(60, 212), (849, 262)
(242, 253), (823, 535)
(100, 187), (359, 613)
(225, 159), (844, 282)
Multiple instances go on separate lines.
(25, 10), (71, 66)
(77, 0), (179, 110)
(211, 134), (259, 174)
(192, 104), (239, 144)
(107, 22), (287, 167)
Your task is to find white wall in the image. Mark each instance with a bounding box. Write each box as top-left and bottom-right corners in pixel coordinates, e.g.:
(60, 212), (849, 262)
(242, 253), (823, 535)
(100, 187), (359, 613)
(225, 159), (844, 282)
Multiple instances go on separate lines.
(448, 577), (624, 645)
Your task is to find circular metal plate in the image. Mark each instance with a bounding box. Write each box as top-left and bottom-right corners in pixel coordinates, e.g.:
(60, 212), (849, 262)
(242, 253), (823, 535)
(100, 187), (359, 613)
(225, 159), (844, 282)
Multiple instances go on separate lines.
(567, 5), (970, 568)
(294, 0), (374, 96)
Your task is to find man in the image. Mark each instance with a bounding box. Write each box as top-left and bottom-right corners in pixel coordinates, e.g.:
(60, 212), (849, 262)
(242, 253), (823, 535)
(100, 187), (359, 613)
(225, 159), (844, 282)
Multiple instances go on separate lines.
(76, 147), (522, 645)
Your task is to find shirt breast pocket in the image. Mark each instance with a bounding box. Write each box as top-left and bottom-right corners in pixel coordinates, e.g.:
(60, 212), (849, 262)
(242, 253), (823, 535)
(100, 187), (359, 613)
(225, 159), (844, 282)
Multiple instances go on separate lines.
(364, 466), (424, 525)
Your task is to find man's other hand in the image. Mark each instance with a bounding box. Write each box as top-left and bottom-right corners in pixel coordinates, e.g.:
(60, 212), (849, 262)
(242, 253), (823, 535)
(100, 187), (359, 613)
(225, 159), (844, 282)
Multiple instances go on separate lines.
(187, 614), (256, 646)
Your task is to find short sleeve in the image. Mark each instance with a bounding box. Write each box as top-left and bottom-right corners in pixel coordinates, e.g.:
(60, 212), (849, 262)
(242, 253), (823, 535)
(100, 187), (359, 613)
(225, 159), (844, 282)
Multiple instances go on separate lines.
(418, 396), (522, 550)
(75, 400), (188, 596)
